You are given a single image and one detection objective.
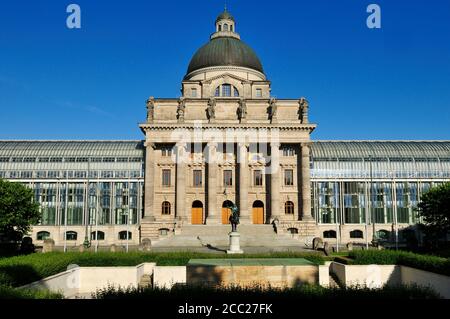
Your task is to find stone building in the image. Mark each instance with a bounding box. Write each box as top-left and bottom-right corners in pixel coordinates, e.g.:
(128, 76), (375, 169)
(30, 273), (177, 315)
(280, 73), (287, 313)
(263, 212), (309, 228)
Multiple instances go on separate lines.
(139, 10), (316, 240)
(0, 10), (450, 249)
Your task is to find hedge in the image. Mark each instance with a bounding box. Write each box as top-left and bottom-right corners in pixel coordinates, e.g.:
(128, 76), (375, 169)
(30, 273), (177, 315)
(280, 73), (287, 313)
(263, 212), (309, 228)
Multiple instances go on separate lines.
(0, 251), (324, 287)
(0, 285), (63, 299)
(348, 250), (450, 276)
(93, 283), (440, 300)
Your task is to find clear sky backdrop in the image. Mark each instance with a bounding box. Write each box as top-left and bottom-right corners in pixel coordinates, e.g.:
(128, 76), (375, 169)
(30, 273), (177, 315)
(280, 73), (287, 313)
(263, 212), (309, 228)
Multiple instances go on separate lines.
(0, 0), (449, 140)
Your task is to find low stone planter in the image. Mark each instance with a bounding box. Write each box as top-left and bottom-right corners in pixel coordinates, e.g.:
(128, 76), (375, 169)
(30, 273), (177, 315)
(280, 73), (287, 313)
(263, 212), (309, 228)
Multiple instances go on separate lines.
(331, 262), (450, 298)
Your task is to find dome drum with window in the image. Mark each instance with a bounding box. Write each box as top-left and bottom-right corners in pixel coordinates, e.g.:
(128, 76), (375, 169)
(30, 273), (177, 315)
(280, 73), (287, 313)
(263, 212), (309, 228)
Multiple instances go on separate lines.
(215, 84), (240, 97)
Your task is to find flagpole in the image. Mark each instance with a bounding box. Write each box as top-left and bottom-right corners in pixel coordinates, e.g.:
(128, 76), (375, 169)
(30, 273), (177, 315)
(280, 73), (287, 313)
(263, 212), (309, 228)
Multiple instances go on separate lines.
(64, 171), (68, 253)
(126, 174), (130, 253)
(95, 172), (100, 253)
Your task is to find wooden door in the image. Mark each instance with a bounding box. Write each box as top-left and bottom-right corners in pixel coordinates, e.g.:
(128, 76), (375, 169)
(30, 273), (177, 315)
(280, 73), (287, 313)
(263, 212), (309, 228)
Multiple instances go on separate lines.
(222, 207), (231, 224)
(252, 207), (264, 224)
(191, 208), (203, 225)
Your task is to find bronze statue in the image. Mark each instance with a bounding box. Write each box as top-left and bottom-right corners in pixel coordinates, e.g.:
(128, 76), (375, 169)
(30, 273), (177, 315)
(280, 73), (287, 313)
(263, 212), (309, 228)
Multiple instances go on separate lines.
(228, 203), (240, 232)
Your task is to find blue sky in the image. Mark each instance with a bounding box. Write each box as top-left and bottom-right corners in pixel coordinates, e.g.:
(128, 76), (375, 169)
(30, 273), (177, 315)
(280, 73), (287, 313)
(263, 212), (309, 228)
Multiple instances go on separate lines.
(0, 0), (449, 140)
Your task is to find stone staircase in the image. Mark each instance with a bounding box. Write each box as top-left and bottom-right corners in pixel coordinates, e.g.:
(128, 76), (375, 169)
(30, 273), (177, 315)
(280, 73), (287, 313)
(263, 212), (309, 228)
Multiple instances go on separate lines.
(152, 225), (305, 248)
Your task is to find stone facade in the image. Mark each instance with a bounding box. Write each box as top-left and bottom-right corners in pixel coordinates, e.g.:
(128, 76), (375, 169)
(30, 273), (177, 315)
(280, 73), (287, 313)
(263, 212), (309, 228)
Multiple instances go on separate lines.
(139, 11), (318, 241)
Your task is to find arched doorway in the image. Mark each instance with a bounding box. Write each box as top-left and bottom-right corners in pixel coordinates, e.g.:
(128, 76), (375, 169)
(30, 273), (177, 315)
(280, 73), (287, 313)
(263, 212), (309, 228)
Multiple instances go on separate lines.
(191, 201), (203, 225)
(222, 200), (234, 224)
(252, 201), (264, 224)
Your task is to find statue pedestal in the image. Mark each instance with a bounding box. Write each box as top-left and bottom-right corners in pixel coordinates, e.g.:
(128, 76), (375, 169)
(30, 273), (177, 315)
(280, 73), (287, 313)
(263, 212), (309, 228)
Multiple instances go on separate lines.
(227, 232), (243, 254)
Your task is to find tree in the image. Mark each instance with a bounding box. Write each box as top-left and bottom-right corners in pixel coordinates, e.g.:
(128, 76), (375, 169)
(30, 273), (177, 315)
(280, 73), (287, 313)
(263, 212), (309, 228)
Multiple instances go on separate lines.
(0, 179), (40, 241)
(417, 182), (450, 246)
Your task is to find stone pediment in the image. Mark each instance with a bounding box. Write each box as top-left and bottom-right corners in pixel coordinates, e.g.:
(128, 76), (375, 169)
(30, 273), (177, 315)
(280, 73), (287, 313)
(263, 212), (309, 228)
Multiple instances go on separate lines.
(201, 73), (250, 85)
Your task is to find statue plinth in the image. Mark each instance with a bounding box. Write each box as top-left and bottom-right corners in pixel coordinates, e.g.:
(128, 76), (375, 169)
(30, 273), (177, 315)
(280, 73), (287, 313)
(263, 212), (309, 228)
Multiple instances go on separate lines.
(227, 232), (243, 254)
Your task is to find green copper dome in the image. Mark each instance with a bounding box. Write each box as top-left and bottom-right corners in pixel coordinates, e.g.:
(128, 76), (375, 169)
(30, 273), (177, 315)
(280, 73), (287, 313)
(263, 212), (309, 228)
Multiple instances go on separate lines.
(186, 37), (264, 76)
(216, 10), (235, 22)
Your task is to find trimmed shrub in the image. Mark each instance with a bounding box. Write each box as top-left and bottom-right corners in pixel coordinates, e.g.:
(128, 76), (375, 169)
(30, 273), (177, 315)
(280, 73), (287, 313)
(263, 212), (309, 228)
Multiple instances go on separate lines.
(0, 285), (63, 299)
(92, 283), (439, 300)
(348, 250), (450, 276)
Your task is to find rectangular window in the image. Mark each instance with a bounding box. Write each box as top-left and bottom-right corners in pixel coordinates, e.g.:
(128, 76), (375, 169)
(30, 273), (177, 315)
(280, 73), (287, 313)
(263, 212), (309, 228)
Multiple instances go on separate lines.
(223, 170), (233, 187)
(193, 170), (202, 187)
(162, 146), (173, 157)
(284, 169), (294, 186)
(282, 146), (296, 156)
(256, 88), (262, 98)
(254, 170), (263, 186)
(101, 171), (113, 178)
(48, 171), (59, 178)
(0, 157), (9, 163)
(50, 157), (63, 163)
(21, 171), (33, 179)
(116, 157), (128, 163)
(191, 88), (197, 97)
(222, 84), (231, 97)
(162, 169), (171, 187)
(103, 157), (115, 163)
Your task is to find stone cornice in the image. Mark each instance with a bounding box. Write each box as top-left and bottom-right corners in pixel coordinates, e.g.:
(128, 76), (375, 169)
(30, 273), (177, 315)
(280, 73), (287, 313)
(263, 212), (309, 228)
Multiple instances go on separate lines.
(140, 123), (316, 133)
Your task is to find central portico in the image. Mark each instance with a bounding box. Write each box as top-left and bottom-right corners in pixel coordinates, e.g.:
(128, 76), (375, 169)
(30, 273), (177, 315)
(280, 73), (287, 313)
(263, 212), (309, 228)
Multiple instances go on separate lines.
(139, 10), (317, 241)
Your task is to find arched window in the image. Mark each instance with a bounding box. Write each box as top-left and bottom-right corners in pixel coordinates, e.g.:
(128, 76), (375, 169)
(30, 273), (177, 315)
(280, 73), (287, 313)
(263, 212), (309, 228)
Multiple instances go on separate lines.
(323, 230), (336, 238)
(218, 25), (222, 32)
(37, 231), (50, 241)
(65, 231), (77, 241)
(285, 201), (295, 214)
(162, 201), (171, 215)
(119, 231), (132, 240)
(91, 231), (105, 240)
(350, 230), (364, 239)
(223, 23), (229, 31)
(214, 84), (239, 97)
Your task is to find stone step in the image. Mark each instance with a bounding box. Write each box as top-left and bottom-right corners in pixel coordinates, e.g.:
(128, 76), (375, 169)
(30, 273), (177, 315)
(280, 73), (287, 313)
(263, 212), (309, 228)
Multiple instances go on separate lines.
(152, 225), (304, 248)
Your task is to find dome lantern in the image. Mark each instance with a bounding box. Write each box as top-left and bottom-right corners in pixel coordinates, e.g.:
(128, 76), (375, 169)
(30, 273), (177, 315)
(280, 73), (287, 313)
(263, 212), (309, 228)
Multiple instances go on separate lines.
(184, 9), (265, 79)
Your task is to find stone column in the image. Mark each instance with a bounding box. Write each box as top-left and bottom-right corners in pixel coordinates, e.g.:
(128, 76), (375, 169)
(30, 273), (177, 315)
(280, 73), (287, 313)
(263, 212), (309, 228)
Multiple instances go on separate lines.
(144, 142), (156, 220)
(176, 142), (187, 221)
(238, 143), (250, 223)
(270, 142), (281, 221)
(206, 142), (219, 224)
(301, 143), (313, 220)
